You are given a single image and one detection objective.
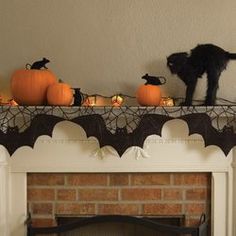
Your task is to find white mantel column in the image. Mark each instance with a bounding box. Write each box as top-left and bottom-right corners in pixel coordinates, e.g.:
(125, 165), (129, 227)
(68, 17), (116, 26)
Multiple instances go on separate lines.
(0, 148), (9, 236)
(233, 148), (236, 236)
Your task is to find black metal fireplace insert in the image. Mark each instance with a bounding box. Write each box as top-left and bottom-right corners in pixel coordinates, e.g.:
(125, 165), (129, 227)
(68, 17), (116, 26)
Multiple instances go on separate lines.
(27, 214), (208, 236)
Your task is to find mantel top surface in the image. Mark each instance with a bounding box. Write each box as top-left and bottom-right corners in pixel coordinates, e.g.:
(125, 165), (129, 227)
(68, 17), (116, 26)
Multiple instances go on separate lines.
(1, 105), (236, 114)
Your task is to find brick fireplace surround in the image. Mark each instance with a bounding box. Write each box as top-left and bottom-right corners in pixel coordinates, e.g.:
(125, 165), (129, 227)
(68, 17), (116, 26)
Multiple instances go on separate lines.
(0, 119), (235, 236)
(27, 172), (211, 227)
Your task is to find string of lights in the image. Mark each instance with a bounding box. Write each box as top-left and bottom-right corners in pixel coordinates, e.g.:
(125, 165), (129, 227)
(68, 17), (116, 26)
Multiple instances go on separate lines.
(1, 90), (236, 107)
(79, 92), (236, 107)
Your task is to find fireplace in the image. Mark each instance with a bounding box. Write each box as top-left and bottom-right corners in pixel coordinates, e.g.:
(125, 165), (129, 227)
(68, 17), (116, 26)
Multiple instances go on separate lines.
(0, 113), (235, 236)
(27, 214), (208, 235)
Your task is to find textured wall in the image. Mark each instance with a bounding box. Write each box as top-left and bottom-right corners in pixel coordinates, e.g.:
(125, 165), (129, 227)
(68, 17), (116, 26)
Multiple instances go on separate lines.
(1, 0), (236, 103)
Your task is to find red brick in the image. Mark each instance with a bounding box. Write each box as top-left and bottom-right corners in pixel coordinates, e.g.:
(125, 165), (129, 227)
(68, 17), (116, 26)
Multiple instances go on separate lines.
(56, 203), (95, 215)
(57, 189), (77, 201)
(109, 174), (129, 186)
(131, 173), (171, 185)
(186, 189), (207, 200)
(32, 203), (53, 215)
(98, 204), (139, 215)
(163, 189), (183, 200)
(67, 174), (107, 186)
(79, 189), (118, 201)
(27, 173), (65, 186)
(121, 188), (161, 201)
(184, 204), (206, 214)
(173, 173), (210, 186)
(28, 189), (55, 201)
(143, 204), (182, 215)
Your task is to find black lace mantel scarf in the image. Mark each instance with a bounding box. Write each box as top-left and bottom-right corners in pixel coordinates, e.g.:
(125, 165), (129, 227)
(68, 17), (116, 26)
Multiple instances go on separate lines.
(0, 105), (236, 157)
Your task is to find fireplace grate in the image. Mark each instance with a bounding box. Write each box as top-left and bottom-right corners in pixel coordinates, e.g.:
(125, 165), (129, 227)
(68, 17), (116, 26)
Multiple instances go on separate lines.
(27, 214), (208, 236)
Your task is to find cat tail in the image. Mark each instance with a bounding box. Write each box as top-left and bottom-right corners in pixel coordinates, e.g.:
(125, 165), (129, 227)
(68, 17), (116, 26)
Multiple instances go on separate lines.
(226, 52), (236, 60)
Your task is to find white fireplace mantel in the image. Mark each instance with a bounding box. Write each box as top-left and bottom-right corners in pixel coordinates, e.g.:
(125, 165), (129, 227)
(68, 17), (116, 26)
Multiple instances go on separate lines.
(0, 118), (235, 236)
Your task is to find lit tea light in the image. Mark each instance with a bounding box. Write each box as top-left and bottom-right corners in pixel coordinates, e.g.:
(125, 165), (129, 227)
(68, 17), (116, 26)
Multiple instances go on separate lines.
(8, 99), (18, 106)
(160, 97), (174, 106)
(83, 96), (96, 106)
(111, 95), (124, 106)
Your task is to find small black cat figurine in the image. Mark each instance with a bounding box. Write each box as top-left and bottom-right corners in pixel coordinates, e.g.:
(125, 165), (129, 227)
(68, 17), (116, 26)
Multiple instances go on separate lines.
(26, 58), (50, 70)
(73, 88), (83, 106)
(167, 44), (236, 106)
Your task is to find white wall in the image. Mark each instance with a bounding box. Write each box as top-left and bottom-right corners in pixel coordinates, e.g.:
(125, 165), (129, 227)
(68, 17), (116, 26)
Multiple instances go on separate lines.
(1, 0), (236, 103)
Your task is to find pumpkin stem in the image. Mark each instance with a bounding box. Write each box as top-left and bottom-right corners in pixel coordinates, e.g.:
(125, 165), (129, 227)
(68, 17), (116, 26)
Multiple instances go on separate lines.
(58, 79), (64, 83)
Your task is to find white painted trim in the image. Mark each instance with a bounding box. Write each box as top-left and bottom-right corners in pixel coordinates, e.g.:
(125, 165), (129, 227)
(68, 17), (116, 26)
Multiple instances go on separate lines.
(9, 173), (27, 236)
(232, 149), (236, 236)
(211, 172), (231, 236)
(0, 152), (9, 236)
(1, 119), (235, 236)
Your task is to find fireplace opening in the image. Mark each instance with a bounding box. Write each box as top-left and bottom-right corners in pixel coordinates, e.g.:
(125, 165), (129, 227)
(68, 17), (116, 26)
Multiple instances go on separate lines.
(57, 214), (184, 226)
(27, 214), (208, 236)
(56, 215), (185, 236)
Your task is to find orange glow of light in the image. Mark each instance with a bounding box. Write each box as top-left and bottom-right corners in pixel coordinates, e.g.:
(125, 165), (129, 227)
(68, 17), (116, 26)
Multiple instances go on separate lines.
(82, 96), (96, 106)
(111, 95), (124, 107)
(159, 97), (174, 106)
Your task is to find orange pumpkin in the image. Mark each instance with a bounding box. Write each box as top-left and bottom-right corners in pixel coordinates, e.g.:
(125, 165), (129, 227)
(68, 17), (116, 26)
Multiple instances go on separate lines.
(136, 84), (161, 106)
(136, 74), (166, 106)
(47, 82), (73, 106)
(11, 69), (57, 105)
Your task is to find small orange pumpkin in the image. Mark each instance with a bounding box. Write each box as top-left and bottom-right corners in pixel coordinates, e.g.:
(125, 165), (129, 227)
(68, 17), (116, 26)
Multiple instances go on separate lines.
(47, 81), (73, 106)
(136, 74), (165, 106)
(11, 69), (57, 105)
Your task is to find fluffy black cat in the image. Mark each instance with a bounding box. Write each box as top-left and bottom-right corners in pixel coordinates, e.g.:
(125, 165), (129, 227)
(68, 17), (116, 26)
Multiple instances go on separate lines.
(167, 44), (236, 105)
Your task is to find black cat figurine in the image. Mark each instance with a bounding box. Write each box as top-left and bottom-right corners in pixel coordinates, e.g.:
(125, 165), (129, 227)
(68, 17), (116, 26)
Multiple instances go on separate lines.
(167, 44), (236, 106)
(26, 58), (50, 70)
(73, 88), (83, 106)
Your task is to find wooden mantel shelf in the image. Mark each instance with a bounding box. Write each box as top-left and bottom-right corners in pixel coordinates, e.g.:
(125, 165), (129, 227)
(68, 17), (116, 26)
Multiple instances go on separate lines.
(0, 105), (236, 156)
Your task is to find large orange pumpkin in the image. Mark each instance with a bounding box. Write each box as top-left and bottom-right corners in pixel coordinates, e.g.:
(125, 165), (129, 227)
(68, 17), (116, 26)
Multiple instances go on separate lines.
(136, 84), (161, 106)
(11, 69), (57, 105)
(46, 82), (73, 106)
